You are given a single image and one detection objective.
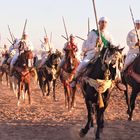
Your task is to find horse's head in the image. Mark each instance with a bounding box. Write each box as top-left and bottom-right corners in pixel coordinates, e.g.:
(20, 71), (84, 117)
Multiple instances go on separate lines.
(102, 45), (124, 80)
(104, 46), (124, 66)
(47, 53), (61, 67)
(18, 40), (26, 52)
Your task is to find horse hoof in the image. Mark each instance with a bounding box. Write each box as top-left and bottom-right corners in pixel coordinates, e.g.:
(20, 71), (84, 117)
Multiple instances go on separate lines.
(17, 101), (20, 106)
(79, 129), (86, 137)
(79, 129), (87, 137)
(53, 99), (57, 102)
(95, 138), (100, 140)
(128, 117), (133, 121)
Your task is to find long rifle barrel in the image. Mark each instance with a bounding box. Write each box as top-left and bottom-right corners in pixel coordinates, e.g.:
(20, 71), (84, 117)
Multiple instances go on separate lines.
(76, 36), (85, 41)
(8, 25), (14, 42)
(88, 17), (90, 35)
(92, 0), (101, 38)
(44, 27), (47, 37)
(129, 6), (140, 52)
(61, 35), (67, 40)
(22, 19), (27, 37)
(62, 16), (69, 40)
(129, 6), (140, 42)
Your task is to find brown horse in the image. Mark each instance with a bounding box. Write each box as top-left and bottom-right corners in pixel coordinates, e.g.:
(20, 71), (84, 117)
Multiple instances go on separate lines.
(11, 41), (37, 106)
(60, 49), (79, 111)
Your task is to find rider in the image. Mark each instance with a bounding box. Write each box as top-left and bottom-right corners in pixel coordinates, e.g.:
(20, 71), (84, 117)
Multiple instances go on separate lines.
(38, 36), (53, 68)
(21, 32), (34, 67)
(10, 32), (34, 75)
(123, 19), (140, 71)
(56, 34), (78, 76)
(1, 44), (9, 65)
(70, 17), (118, 86)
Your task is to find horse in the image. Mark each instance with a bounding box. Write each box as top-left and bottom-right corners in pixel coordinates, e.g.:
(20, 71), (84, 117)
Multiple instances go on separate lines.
(0, 53), (11, 86)
(11, 41), (37, 105)
(60, 49), (79, 111)
(122, 55), (140, 121)
(37, 52), (61, 100)
(79, 46), (124, 140)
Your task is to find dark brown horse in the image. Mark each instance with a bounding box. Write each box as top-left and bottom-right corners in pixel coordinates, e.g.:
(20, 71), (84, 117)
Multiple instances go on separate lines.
(122, 55), (140, 121)
(37, 52), (61, 100)
(60, 49), (79, 111)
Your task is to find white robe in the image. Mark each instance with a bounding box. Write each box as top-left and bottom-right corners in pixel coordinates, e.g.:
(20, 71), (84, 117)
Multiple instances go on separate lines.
(124, 29), (140, 69)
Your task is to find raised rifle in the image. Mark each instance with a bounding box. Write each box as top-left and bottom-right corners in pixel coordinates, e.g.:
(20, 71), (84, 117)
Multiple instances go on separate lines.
(8, 25), (14, 42)
(92, 0), (101, 39)
(88, 17), (90, 35)
(7, 38), (13, 45)
(61, 35), (67, 40)
(76, 36), (85, 41)
(22, 19), (27, 38)
(129, 6), (140, 51)
(62, 16), (69, 41)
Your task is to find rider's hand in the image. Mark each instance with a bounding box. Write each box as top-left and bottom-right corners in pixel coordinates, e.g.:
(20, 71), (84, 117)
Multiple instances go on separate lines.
(96, 37), (103, 46)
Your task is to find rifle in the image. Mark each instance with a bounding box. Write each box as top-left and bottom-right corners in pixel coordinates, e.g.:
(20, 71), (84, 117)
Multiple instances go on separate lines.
(129, 6), (140, 47)
(40, 40), (43, 44)
(7, 38), (13, 45)
(44, 27), (47, 37)
(92, 0), (101, 38)
(76, 36), (85, 41)
(88, 17), (90, 35)
(62, 16), (69, 40)
(8, 25), (14, 42)
(22, 19), (27, 38)
(61, 35), (67, 40)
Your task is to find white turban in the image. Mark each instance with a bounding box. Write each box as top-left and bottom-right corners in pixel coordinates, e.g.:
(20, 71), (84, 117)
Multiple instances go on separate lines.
(135, 20), (140, 24)
(99, 17), (108, 22)
(23, 31), (28, 35)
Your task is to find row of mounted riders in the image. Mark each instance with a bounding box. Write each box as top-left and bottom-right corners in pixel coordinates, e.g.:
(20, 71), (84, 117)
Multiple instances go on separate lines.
(0, 44), (140, 140)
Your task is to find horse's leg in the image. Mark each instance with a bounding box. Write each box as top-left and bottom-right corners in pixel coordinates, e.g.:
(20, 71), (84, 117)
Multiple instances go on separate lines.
(124, 85), (131, 115)
(0, 73), (2, 84)
(0, 72), (4, 84)
(6, 73), (8, 86)
(79, 100), (93, 137)
(63, 84), (67, 108)
(71, 86), (76, 109)
(17, 82), (22, 106)
(95, 107), (104, 140)
(46, 81), (50, 96)
(52, 80), (56, 101)
(27, 83), (31, 105)
(66, 85), (71, 111)
(128, 89), (139, 121)
(39, 79), (45, 96)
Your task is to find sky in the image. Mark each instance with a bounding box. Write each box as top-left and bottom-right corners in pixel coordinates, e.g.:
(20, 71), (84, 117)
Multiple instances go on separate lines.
(0, 0), (139, 53)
